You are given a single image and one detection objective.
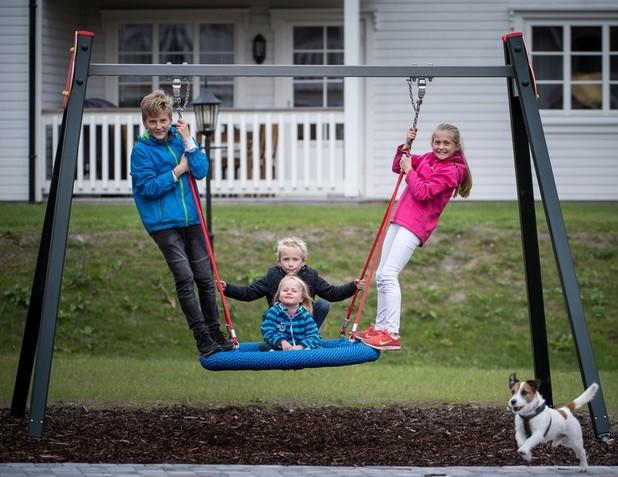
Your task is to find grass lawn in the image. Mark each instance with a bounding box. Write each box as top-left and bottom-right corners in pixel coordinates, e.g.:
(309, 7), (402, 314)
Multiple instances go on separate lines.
(0, 202), (617, 412)
(1, 355), (617, 413)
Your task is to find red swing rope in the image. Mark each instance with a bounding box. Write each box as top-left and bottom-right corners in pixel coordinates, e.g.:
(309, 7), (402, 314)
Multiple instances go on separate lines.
(171, 81), (237, 347)
(340, 171), (404, 339)
(188, 174), (239, 348)
(349, 207), (390, 336)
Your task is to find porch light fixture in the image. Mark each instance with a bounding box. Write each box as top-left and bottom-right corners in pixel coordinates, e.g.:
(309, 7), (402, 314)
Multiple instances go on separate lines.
(192, 89), (221, 138)
(191, 88), (221, 245)
(252, 34), (266, 64)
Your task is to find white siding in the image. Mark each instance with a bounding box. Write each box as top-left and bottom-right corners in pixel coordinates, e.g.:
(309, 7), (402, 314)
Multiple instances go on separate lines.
(363, 0), (514, 200)
(236, 6), (275, 108)
(542, 119), (618, 200)
(511, 0), (618, 201)
(41, 0), (81, 109)
(0, 1), (29, 201)
(362, 0), (618, 201)
(4, 0), (616, 201)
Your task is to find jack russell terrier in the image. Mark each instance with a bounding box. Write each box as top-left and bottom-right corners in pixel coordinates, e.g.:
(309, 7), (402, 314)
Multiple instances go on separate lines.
(508, 373), (599, 472)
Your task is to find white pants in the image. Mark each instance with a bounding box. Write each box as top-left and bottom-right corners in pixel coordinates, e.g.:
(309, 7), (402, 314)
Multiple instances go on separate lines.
(375, 224), (421, 334)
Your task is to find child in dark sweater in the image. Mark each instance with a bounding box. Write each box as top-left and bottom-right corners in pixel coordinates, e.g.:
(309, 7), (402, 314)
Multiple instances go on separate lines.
(220, 237), (363, 328)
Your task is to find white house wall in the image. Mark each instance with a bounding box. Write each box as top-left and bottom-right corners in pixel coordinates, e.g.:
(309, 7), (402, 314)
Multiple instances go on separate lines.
(236, 6), (275, 109)
(2, 0), (616, 201)
(0, 0), (30, 201)
(41, 0), (81, 109)
(362, 0), (618, 201)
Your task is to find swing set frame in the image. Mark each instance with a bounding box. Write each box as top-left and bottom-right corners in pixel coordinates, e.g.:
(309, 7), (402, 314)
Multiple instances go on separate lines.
(10, 30), (612, 442)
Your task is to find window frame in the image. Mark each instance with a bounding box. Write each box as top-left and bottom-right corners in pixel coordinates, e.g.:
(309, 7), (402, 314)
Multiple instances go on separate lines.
(529, 21), (611, 111)
(270, 9), (345, 109)
(292, 25), (344, 108)
(101, 9), (248, 108)
(512, 9), (618, 117)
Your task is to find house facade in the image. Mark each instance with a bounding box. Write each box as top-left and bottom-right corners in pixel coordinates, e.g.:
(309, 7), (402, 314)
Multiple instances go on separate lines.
(1, 0), (617, 202)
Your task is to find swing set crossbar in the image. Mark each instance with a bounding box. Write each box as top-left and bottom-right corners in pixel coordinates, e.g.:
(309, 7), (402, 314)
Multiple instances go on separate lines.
(12, 30), (612, 442)
(88, 64), (513, 78)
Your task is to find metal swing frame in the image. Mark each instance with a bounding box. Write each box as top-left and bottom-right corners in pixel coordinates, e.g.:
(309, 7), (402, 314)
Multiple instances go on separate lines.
(11, 30), (611, 441)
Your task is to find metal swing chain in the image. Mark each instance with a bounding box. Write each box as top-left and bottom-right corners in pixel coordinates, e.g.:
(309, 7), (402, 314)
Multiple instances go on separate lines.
(406, 76), (430, 130)
(171, 76), (191, 119)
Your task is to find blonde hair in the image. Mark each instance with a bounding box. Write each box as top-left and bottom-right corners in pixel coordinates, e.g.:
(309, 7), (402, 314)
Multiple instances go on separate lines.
(275, 275), (314, 315)
(432, 123), (473, 198)
(276, 237), (308, 261)
(140, 89), (173, 121)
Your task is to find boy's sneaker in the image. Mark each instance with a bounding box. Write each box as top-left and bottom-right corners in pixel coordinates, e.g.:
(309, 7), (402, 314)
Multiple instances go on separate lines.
(360, 330), (401, 351)
(211, 329), (235, 351)
(197, 333), (222, 357)
(355, 325), (379, 339)
(198, 341), (222, 357)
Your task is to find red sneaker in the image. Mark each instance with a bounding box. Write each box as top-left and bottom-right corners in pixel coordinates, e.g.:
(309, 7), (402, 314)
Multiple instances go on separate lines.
(355, 325), (379, 339)
(360, 330), (401, 350)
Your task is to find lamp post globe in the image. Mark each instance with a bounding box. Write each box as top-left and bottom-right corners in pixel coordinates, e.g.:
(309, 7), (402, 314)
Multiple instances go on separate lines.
(191, 89), (221, 245)
(192, 89), (221, 138)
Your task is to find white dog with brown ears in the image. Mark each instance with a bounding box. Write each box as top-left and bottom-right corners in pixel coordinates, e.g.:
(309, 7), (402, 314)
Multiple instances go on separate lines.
(508, 373), (599, 472)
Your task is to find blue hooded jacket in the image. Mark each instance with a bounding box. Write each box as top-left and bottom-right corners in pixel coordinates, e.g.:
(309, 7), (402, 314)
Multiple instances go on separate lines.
(261, 303), (321, 350)
(130, 126), (208, 234)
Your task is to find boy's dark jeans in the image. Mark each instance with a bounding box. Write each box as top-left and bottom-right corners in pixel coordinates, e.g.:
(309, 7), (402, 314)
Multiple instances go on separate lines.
(313, 299), (329, 328)
(152, 225), (221, 349)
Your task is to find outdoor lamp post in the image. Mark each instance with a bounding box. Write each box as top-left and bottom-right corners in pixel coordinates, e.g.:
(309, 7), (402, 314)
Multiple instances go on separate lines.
(192, 89), (221, 245)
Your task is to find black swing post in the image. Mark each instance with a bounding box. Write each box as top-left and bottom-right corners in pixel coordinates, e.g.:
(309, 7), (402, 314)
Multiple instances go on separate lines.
(10, 31), (94, 438)
(503, 32), (611, 441)
(11, 30), (611, 441)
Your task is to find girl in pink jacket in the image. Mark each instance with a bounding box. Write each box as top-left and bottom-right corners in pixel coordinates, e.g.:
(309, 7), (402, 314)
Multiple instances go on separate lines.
(359, 123), (472, 351)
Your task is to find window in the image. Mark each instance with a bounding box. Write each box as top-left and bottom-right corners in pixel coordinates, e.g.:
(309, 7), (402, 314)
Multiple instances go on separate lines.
(158, 23), (194, 97)
(199, 24), (234, 107)
(118, 24), (153, 108)
(530, 22), (618, 110)
(292, 26), (344, 108)
(117, 22), (234, 108)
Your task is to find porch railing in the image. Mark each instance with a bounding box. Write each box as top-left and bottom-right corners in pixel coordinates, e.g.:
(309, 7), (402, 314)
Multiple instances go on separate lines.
(41, 109), (345, 198)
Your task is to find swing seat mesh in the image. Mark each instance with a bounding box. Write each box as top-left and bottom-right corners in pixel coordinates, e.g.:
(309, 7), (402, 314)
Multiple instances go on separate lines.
(200, 338), (380, 371)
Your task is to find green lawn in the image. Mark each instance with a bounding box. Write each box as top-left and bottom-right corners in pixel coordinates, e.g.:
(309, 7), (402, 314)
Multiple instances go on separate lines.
(1, 355), (617, 412)
(0, 202), (617, 411)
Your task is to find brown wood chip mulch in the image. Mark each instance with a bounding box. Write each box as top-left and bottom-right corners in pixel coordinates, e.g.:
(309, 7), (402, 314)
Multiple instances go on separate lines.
(1, 406), (616, 466)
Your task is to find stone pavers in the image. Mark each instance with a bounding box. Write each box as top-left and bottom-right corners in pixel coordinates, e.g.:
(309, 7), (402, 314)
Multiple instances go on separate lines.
(1, 465), (617, 477)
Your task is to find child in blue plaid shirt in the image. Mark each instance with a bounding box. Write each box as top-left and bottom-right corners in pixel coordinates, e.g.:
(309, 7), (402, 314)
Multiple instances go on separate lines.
(261, 275), (320, 351)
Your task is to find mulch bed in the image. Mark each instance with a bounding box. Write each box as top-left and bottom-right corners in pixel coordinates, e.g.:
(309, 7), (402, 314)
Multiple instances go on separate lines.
(1, 406), (616, 466)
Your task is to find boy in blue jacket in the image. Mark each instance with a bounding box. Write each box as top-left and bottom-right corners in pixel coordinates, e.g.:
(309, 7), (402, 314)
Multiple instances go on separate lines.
(130, 89), (232, 357)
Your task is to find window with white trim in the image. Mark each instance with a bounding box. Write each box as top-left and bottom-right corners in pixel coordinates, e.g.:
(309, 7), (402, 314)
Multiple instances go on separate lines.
(529, 22), (618, 110)
(292, 25), (344, 108)
(117, 22), (234, 108)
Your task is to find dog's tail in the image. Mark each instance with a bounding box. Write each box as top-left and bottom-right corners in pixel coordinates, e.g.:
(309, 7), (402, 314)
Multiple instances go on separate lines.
(565, 382), (599, 412)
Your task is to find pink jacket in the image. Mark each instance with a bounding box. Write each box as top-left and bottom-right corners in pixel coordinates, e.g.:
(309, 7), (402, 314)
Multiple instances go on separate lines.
(391, 144), (468, 245)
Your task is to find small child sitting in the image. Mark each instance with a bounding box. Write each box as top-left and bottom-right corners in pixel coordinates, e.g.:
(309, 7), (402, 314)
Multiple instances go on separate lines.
(221, 237), (363, 328)
(261, 275), (320, 351)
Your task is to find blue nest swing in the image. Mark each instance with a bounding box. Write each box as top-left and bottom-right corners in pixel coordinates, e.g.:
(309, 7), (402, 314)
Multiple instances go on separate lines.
(186, 176), (382, 372)
(200, 338), (380, 371)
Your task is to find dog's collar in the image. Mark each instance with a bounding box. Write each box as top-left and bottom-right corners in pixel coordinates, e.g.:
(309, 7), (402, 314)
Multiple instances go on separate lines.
(519, 404), (551, 438)
(520, 403), (546, 420)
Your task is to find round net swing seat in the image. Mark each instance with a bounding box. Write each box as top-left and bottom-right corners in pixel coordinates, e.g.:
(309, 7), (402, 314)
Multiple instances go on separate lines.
(200, 338), (380, 371)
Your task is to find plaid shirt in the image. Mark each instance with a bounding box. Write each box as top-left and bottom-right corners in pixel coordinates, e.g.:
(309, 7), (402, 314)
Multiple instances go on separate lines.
(261, 303), (321, 350)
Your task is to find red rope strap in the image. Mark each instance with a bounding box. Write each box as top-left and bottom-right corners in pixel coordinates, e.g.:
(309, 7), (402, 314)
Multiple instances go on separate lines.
(350, 216), (389, 334)
(188, 175), (238, 347)
(340, 172), (404, 338)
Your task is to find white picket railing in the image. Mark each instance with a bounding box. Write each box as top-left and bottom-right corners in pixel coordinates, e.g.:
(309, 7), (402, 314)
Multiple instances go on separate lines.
(41, 109), (345, 198)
